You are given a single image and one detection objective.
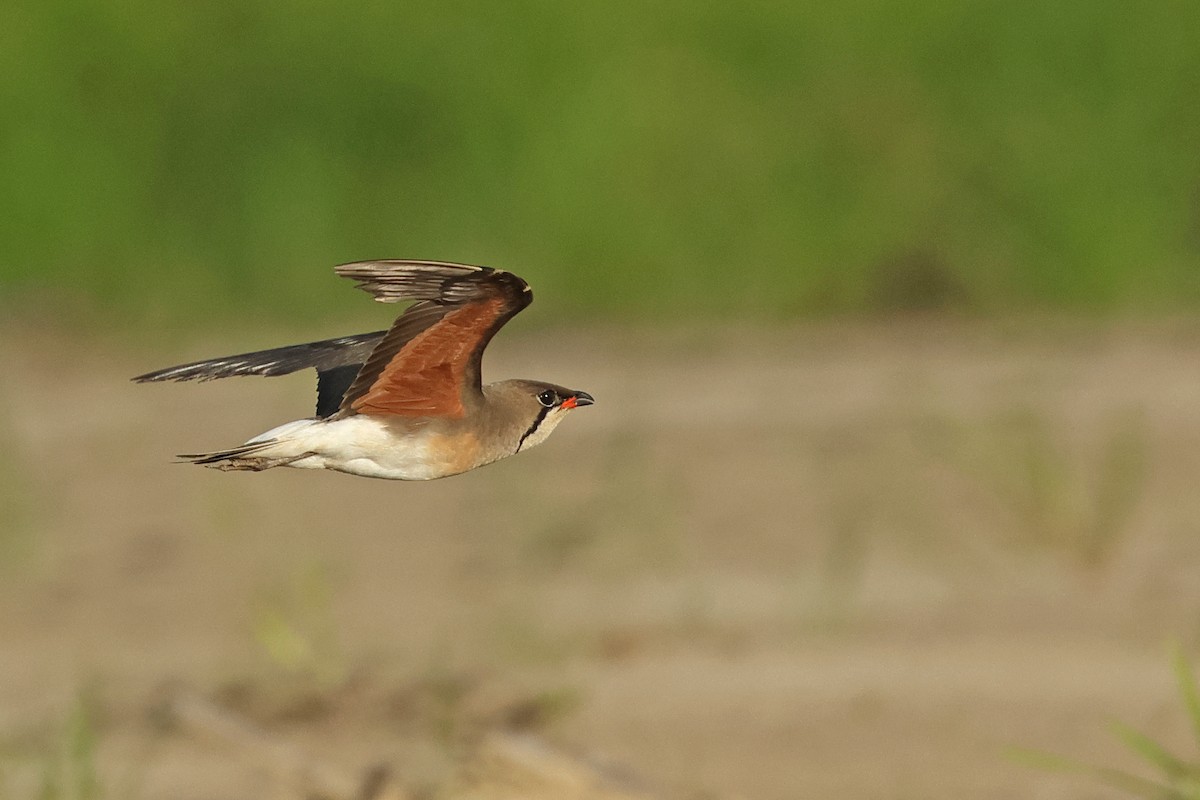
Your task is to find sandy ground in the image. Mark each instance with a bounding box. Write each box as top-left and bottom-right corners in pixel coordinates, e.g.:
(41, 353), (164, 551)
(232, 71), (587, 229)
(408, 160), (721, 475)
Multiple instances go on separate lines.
(4, 318), (1200, 799)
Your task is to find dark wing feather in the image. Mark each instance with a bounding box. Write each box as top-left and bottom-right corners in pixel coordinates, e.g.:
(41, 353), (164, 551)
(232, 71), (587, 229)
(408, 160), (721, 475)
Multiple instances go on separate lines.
(335, 259), (526, 305)
(131, 331), (387, 383)
(315, 364), (362, 419)
(333, 260), (532, 418)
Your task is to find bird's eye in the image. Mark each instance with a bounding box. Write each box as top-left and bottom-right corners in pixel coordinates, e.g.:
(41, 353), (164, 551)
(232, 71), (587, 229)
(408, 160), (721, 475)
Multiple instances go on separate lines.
(536, 390), (556, 407)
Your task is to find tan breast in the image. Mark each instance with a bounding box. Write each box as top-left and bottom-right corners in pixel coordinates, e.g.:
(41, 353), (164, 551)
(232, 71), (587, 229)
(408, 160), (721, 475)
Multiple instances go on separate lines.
(370, 393), (526, 479)
(424, 429), (487, 477)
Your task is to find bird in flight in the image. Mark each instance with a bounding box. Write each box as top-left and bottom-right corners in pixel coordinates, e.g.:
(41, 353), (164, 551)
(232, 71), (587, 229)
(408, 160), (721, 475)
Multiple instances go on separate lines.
(133, 260), (594, 480)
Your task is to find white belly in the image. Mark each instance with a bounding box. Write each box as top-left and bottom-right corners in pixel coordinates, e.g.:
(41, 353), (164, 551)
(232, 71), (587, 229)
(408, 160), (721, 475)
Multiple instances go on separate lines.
(248, 416), (450, 480)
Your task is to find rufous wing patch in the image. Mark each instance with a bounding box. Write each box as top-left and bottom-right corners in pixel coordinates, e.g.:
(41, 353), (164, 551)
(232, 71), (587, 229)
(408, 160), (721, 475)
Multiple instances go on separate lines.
(351, 298), (503, 418)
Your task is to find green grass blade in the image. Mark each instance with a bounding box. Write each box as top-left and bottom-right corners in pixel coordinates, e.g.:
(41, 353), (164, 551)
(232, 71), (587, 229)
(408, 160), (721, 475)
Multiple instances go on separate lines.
(1007, 746), (1182, 799)
(1109, 718), (1188, 779)
(1092, 768), (1191, 800)
(1172, 643), (1200, 749)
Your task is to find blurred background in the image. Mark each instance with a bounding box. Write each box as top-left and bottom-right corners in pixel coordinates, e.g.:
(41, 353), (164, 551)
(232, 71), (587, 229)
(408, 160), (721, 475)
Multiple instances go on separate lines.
(3, 2), (1200, 798)
(5, 0), (1200, 325)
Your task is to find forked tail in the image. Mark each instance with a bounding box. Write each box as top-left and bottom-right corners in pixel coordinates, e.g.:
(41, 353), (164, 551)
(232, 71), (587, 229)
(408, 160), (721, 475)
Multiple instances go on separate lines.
(177, 440), (312, 472)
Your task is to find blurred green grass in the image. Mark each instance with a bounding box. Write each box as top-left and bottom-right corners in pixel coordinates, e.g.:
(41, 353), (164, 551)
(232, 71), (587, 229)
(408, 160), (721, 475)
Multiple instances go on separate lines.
(2, 0), (1198, 329)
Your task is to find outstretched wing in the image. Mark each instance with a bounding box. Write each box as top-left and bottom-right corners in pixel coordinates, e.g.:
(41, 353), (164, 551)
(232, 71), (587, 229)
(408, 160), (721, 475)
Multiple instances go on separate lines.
(132, 259), (532, 420)
(132, 331), (388, 418)
(333, 260), (532, 419)
(131, 331), (387, 383)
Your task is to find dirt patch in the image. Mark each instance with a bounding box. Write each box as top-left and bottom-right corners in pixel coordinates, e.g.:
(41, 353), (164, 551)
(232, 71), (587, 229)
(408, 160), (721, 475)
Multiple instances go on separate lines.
(4, 319), (1200, 798)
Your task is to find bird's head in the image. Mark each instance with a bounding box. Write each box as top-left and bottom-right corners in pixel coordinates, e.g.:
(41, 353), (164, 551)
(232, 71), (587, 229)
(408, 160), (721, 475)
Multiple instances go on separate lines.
(489, 380), (594, 454)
